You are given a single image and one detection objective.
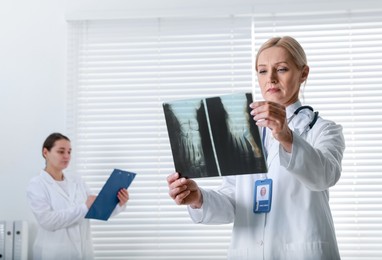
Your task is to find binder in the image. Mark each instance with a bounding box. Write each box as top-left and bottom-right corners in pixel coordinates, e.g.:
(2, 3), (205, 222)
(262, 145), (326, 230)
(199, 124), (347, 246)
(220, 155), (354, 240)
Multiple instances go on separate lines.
(12, 221), (28, 260)
(85, 169), (136, 221)
(3, 221), (13, 260)
(0, 221), (5, 259)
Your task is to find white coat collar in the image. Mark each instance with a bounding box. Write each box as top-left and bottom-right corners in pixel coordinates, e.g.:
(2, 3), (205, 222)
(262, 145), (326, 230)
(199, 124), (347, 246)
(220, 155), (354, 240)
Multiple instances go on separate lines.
(40, 169), (78, 201)
(286, 100), (316, 136)
(286, 100), (302, 120)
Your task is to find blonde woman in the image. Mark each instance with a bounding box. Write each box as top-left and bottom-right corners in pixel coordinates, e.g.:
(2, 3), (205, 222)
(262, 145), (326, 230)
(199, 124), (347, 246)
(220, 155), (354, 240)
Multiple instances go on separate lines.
(167, 36), (345, 260)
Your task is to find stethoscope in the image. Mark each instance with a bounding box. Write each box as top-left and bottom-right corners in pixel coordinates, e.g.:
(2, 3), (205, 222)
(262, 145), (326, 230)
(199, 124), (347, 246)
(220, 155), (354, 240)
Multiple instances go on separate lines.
(287, 105), (319, 130)
(262, 105), (319, 158)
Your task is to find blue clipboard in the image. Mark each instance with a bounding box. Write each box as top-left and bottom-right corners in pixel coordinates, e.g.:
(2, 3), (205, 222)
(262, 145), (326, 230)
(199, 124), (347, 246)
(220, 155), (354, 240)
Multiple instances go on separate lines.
(85, 169), (136, 221)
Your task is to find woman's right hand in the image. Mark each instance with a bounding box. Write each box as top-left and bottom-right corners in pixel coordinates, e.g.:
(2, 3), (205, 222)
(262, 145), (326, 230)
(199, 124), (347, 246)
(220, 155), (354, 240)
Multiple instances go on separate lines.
(167, 172), (203, 209)
(85, 195), (97, 209)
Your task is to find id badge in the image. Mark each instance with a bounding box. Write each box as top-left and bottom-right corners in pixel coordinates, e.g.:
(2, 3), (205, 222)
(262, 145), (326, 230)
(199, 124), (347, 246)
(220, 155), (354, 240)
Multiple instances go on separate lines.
(253, 179), (273, 213)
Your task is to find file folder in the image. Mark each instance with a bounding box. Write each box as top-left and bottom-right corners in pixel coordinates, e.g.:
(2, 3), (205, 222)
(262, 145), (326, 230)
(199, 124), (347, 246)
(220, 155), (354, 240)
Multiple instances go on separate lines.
(0, 221), (5, 259)
(13, 221), (28, 260)
(3, 221), (13, 260)
(85, 169), (136, 221)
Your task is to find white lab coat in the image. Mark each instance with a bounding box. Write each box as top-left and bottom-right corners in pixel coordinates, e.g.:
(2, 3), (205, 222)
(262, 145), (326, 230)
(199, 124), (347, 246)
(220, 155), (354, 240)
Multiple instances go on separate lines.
(27, 170), (126, 260)
(188, 100), (345, 260)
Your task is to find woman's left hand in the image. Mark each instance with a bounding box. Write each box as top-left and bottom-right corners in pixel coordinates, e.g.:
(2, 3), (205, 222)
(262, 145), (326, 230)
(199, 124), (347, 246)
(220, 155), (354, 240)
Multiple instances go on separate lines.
(117, 188), (129, 206)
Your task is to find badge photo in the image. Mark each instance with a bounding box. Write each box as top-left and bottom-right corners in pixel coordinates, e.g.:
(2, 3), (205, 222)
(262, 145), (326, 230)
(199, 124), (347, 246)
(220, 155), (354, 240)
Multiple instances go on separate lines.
(253, 178), (273, 213)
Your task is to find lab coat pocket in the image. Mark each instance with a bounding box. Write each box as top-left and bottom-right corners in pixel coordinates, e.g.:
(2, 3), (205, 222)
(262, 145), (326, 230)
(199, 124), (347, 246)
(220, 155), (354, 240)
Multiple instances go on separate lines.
(284, 241), (332, 260)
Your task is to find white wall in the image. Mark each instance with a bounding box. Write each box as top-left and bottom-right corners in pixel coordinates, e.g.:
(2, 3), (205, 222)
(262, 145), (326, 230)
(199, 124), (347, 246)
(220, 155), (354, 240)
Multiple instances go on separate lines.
(1, 0), (381, 258)
(0, 0), (67, 256)
(66, 0), (382, 19)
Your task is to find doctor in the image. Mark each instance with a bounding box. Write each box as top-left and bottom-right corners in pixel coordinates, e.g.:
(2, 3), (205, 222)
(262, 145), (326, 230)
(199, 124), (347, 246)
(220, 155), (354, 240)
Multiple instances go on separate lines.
(167, 36), (345, 259)
(27, 132), (129, 260)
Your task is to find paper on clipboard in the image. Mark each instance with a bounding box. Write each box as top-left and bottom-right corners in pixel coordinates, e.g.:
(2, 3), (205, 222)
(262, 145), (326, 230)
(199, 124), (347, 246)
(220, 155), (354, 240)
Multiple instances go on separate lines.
(85, 169), (136, 221)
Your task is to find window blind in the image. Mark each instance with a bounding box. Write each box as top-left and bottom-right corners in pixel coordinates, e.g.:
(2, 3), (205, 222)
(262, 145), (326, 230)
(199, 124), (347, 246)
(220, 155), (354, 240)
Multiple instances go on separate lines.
(67, 10), (382, 260)
(67, 16), (252, 259)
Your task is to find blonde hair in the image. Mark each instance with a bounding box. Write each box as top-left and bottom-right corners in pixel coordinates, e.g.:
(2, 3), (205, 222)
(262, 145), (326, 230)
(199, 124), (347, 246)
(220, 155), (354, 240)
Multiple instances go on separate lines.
(255, 36), (308, 71)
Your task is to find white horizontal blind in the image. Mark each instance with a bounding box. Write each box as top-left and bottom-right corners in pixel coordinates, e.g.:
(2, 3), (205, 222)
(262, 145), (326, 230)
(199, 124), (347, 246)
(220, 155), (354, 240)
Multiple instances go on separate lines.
(67, 17), (252, 259)
(252, 10), (382, 260)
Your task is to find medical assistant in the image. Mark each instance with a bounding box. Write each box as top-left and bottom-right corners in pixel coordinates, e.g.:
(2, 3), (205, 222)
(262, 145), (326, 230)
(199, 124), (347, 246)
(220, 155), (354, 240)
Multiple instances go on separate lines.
(27, 170), (126, 260)
(188, 100), (345, 260)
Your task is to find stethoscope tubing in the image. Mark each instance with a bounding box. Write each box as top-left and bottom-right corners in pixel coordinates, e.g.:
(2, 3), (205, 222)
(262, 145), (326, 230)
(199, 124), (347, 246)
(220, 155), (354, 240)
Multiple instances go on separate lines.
(287, 105), (318, 129)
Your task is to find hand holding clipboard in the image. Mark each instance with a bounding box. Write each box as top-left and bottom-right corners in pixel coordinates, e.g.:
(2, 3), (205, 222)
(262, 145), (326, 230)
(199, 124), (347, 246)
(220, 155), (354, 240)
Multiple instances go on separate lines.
(85, 169), (136, 221)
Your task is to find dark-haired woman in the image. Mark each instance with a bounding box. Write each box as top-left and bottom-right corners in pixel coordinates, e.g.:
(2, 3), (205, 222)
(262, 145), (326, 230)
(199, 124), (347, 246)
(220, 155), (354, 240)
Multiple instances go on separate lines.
(27, 133), (129, 260)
